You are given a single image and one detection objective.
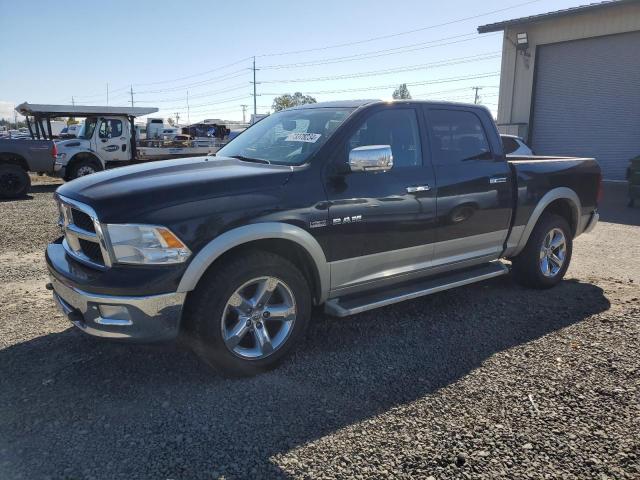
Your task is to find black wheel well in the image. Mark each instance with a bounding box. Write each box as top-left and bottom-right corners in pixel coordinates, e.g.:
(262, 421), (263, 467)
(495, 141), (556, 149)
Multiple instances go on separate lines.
(0, 153), (28, 171)
(543, 199), (578, 236)
(190, 239), (322, 305)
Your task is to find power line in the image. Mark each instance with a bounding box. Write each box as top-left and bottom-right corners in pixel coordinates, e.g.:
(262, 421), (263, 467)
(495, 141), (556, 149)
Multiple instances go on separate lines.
(260, 52), (500, 84)
(261, 32), (500, 69)
(140, 53), (500, 108)
(261, 72), (500, 96)
(256, 0), (543, 57)
(70, 0), (537, 99)
(134, 83), (249, 103)
(133, 69), (249, 94)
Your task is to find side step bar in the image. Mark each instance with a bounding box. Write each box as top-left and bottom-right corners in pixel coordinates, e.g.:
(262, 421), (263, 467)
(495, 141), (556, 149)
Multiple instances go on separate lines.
(324, 261), (509, 317)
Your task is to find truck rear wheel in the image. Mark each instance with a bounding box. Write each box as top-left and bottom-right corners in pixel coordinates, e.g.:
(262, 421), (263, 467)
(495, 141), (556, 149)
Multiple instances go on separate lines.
(512, 213), (573, 289)
(185, 251), (311, 376)
(0, 164), (30, 199)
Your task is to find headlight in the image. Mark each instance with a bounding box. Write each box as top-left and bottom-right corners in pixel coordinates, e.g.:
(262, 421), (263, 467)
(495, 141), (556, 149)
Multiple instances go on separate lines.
(104, 224), (191, 265)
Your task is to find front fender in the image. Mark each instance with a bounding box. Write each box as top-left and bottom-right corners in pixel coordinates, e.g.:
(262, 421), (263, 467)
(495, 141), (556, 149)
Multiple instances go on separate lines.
(176, 222), (330, 302)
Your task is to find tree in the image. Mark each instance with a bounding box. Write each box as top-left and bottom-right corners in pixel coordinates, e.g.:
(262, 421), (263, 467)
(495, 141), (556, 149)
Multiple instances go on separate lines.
(392, 84), (412, 100)
(272, 92), (317, 112)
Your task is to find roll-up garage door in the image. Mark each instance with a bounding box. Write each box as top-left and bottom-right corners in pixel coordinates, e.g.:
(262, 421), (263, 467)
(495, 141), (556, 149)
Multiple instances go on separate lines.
(531, 31), (640, 180)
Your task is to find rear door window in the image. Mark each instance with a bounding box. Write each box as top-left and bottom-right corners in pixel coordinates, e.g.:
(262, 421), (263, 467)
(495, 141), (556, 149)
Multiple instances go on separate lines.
(427, 110), (492, 164)
(502, 136), (519, 154)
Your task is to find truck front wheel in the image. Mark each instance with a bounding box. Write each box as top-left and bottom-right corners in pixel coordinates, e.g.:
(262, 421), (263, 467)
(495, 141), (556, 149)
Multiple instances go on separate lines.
(0, 164), (30, 199)
(68, 158), (101, 180)
(512, 213), (573, 289)
(185, 251), (311, 376)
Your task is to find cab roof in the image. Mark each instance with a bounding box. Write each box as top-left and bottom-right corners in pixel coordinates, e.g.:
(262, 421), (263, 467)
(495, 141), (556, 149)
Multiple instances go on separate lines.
(288, 99), (490, 110)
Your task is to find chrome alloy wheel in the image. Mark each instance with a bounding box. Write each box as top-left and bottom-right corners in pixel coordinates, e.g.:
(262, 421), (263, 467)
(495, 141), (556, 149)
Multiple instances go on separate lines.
(221, 276), (297, 360)
(539, 228), (567, 277)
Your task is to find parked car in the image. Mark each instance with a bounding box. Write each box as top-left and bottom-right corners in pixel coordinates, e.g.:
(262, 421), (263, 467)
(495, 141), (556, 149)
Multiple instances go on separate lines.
(501, 134), (534, 156)
(170, 134), (192, 146)
(0, 138), (57, 197)
(46, 100), (601, 375)
(59, 123), (83, 139)
(627, 154), (640, 207)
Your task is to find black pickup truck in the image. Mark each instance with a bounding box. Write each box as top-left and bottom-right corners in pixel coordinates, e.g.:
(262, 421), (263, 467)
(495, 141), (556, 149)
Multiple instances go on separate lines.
(46, 100), (601, 375)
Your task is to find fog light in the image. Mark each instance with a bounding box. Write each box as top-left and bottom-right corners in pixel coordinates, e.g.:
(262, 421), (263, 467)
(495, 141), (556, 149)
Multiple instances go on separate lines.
(97, 305), (132, 325)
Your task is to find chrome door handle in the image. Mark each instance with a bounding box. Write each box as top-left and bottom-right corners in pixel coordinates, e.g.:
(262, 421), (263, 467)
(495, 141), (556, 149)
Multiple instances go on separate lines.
(489, 177), (507, 184)
(406, 185), (431, 193)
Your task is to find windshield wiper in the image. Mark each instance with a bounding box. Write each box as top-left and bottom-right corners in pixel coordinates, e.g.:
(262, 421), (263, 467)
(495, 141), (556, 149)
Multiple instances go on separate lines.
(229, 155), (271, 164)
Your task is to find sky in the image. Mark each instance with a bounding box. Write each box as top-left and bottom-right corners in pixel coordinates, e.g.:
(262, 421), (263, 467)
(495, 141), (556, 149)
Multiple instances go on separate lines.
(0, 0), (592, 124)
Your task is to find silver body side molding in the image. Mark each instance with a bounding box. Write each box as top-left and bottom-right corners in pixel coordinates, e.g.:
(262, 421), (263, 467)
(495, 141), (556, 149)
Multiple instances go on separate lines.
(504, 187), (582, 258)
(176, 222), (331, 302)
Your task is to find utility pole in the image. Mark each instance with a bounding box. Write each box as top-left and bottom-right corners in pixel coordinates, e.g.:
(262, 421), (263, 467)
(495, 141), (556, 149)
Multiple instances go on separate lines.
(186, 91), (190, 127)
(251, 56), (258, 116)
(174, 112), (180, 125)
(241, 104), (248, 123)
(472, 86), (483, 104)
(130, 86), (135, 108)
(71, 96), (75, 106)
(106, 83), (109, 106)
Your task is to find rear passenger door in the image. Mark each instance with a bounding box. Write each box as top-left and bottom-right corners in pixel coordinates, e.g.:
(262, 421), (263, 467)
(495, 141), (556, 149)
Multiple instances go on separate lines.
(424, 107), (513, 266)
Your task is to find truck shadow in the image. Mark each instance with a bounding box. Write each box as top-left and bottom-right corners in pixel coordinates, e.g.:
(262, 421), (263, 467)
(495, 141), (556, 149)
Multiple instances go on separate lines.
(0, 185), (59, 203)
(0, 277), (610, 479)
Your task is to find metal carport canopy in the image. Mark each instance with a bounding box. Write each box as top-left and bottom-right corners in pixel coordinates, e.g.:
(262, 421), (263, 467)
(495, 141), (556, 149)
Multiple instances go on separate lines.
(14, 102), (158, 117)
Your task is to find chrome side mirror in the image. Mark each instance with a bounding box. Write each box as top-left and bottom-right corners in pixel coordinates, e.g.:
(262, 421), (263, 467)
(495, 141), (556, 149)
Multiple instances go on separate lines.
(348, 145), (393, 172)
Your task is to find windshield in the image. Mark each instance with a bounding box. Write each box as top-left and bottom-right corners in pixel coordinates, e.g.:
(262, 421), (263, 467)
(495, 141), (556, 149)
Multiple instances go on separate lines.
(218, 107), (353, 165)
(81, 118), (97, 140)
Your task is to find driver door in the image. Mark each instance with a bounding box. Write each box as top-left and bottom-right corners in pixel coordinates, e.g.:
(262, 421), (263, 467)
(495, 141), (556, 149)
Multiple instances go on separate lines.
(324, 104), (437, 295)
(96, 117), (128, 162)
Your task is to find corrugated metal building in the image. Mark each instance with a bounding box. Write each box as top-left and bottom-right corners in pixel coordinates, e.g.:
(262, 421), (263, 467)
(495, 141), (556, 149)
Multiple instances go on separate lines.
(479, 0), (640, 180)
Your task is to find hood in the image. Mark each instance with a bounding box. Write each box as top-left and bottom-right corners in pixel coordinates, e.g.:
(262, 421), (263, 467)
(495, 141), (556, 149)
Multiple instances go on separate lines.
(56, 156), (293, 220)
(56, 138), (90, 150)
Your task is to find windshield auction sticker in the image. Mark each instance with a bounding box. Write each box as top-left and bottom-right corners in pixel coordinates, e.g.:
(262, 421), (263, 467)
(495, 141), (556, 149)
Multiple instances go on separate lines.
(285, 132), (321, 143)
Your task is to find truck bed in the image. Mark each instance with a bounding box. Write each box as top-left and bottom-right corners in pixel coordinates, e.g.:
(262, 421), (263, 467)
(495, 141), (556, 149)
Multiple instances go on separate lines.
(0, 138), (55, 173)
(506, 154), (600, 254)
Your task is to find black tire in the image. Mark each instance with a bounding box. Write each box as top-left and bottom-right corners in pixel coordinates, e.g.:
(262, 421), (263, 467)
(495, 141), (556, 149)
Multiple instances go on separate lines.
(512, 213), (573, 289)
(0, 164), (30, 199)
(68, 158), (101, 180)
(184, 251), (312, 376)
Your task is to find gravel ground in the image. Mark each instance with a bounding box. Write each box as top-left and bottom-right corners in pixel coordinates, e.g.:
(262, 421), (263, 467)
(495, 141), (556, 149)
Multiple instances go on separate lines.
(0, 180), (638, 479)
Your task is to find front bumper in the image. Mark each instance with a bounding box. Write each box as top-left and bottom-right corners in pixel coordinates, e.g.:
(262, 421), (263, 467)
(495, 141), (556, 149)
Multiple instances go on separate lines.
(54, 160), (66, 178)
(46, 240), (187, 342)
(49, 275), (186, 341)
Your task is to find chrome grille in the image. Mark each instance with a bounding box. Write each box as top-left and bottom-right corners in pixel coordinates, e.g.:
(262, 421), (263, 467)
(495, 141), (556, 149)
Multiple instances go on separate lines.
(57, 195), (111, 269)
(71, 209), (95, 233)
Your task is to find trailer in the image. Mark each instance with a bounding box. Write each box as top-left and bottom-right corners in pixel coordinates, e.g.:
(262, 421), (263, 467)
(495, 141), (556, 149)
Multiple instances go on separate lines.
(15, 103), (225, 180)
